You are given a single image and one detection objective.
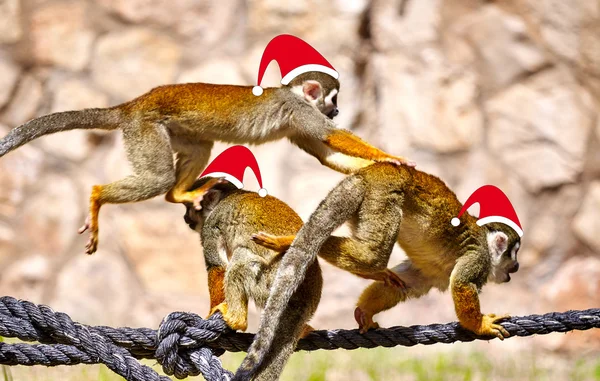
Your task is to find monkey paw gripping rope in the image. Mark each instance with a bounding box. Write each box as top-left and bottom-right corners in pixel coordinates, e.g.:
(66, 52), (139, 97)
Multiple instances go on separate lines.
(0, 296), (599, 381)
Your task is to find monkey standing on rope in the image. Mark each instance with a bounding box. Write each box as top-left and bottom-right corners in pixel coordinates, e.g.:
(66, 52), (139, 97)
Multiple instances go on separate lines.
(0, 34), (412, 255)
(241, 163), (522, 381)
(183, 173), (322, 380)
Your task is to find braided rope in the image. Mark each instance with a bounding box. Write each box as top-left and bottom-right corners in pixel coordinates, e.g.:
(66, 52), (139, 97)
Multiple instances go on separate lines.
(0, 296), (598, 381)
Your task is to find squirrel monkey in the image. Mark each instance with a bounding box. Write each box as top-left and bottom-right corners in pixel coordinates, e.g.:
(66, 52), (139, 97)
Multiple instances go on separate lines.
(240, 163), (521, 380)
(183, 177), (322, 381)
(0, 72), (412, 255)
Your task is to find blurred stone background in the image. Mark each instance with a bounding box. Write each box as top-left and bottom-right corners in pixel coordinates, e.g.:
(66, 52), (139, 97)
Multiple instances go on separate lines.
(0, 0), (599, 379)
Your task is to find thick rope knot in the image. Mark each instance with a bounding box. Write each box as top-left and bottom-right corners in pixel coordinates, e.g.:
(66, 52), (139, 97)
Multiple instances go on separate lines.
(156, 311), (233, 380)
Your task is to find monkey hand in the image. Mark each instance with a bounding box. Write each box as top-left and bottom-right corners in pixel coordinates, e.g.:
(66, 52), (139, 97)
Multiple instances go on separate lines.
(380, 156), (416, 168)
(78, 216), (99, 255)
(300, 324), (315, 338)
(476, 313), (510, 340)
(210, 302), (248, 332)
(354, 307), (380, 334)
(251, 232), (293, 252)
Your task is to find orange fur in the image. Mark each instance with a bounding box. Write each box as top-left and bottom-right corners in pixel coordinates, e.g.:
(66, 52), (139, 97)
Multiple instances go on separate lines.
(211, 302), (248, 332)
(452, 283), (483, 331)
(325, 129), (411, 165)
(123, 84), (277, 122)
(207, 266), (227, 311)
(452, 283), (510, 339)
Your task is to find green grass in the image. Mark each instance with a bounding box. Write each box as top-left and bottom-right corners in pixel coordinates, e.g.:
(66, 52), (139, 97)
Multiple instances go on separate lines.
(2, 339), (600, 381)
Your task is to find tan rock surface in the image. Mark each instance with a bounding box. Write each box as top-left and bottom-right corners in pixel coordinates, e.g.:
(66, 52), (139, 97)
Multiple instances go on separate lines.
(30, 1), (95, 70)
(573, 182), (600, 252)
(1, 74), (43, 127)
(92, 28), (182, 100)
(0, 59), (20, 109)
(486, 68), (594, 192)
(0, 0), (23, 44)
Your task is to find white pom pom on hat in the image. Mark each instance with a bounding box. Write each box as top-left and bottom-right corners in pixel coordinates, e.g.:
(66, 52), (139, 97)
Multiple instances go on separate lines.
(252, 86), (264, 96)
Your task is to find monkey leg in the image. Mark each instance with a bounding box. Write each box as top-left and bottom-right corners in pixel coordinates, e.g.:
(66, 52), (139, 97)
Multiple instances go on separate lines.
(78, 123), (175, 254)
(213, 248), (266, 332)
(355, 268), (406, 289)
(207, 266), (226, 312)
(200, 224), (230, 314)
(253, 232), (407, 285)
(355, 262), (432, 333)
(165, 140), (214, 208)
(254, 234), (406, 288)
(354, 282), (407, 333)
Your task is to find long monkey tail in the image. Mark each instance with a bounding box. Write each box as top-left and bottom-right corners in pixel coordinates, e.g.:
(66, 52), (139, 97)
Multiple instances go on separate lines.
(0, 107), (122, 157)
(232, 175), (365, 381)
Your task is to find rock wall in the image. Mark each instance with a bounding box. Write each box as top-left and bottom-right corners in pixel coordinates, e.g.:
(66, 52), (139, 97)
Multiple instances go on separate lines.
(0, 0), (599, 353)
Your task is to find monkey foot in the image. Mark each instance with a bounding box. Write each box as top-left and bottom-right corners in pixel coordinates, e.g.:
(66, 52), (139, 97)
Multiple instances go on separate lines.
(84, 233), (99, 255)
(251, 232), (290, 252)
(78, 216), (91, 234)
(210, 302), (248, 332)
(78, 216), (99, 255)
(382, 156), (416, 168)
(476, 313), (510, 340)
(354, 307), (379, 334)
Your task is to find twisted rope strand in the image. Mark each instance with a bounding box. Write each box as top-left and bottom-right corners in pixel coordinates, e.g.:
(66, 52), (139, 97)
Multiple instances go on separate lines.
(1, 296), (598, 381)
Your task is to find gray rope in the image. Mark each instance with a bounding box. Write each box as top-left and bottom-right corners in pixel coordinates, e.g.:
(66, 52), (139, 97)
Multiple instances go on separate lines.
(0, 296), (598, 381)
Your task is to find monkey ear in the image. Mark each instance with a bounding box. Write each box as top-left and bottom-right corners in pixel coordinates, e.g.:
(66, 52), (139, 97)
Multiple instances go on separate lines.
(302, 80), (323, 101)
(201, 189), (223, 210)
(487, 231), (508, 258)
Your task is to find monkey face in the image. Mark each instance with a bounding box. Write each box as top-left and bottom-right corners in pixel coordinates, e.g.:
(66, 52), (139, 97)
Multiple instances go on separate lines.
(486, 230), (521, 284)
(183, 177), (234, 232)
(323, 89), (339, 119)
(184, 204), (203, 232)
(291, 73), (340, 120)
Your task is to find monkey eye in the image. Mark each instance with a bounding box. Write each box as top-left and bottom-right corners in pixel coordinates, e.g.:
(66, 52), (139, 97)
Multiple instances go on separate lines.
(332, 94), (338, 106)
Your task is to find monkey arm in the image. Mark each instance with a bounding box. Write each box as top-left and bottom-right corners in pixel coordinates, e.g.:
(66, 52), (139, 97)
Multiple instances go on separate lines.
(288, 115), (413, 174)
(450, 255), (510, 340)
(251, 233), (294, 252)
(253, 232), (404, 287)
(324, 129), (414, 167)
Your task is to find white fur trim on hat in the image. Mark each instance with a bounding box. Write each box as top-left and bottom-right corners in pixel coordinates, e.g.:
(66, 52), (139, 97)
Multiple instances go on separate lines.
(258, 188), (268, 197)
(280, 64), (339, 85)
(200, 172), (244, 189)
(477, 216), (523, 237)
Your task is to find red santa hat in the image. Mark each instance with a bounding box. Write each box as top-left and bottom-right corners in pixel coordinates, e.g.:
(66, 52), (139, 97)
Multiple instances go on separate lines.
(199, 145), (267, 197)
(451, 185), (523, 237)
(252, 34), (339, 96)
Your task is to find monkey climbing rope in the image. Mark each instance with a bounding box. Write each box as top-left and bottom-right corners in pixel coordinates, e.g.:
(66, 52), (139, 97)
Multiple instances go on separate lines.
(0, 296), (599, 381)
